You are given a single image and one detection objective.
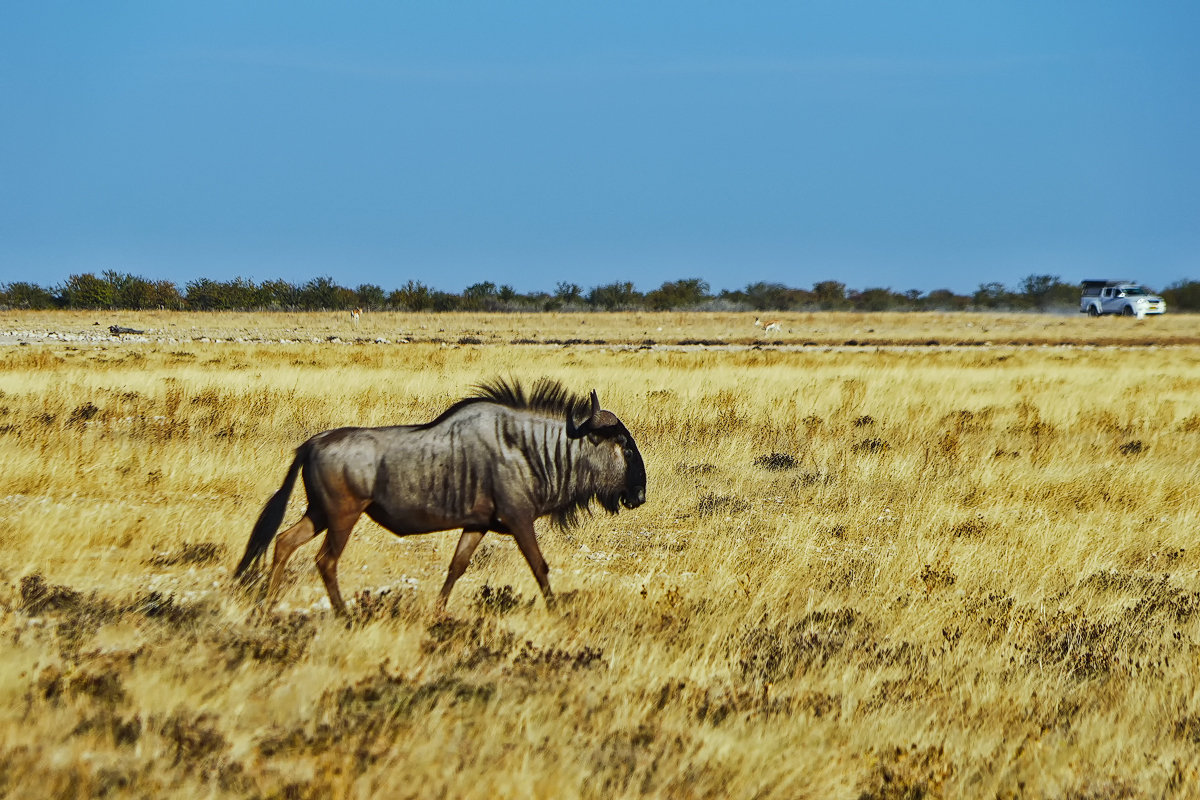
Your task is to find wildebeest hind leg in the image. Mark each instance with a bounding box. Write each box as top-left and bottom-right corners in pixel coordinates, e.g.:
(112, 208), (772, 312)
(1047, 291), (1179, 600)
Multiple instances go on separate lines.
(315, 506), (365, 617)
(511, 520), (554, 609)
(264, 514), (321, 613)
(436, 528), (486, 612)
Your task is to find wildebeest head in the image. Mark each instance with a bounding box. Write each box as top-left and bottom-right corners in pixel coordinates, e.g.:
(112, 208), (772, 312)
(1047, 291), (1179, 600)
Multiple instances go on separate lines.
(567, 390), (647, 511)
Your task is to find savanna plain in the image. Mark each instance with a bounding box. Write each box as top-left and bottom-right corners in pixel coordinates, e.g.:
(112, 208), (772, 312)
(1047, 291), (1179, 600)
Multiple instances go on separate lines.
(1, 311), (1199, 799)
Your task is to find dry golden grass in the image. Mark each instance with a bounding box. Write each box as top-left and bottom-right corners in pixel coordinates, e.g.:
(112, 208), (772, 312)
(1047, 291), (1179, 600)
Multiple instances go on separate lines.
(1, 317), (1199, 798)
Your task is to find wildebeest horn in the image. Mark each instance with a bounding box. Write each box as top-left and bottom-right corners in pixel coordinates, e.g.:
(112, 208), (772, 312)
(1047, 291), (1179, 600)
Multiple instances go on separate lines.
(567, 390), (602, 439)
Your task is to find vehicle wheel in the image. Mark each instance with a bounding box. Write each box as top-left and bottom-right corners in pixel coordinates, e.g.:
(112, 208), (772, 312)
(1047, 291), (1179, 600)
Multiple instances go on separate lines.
(1122, 305), (1135, 317)
(1087, 306), (1099, 317)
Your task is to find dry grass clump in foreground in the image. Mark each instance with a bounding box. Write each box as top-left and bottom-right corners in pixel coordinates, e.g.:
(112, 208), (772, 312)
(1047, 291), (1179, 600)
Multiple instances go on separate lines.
(0, 341), (1199, 798)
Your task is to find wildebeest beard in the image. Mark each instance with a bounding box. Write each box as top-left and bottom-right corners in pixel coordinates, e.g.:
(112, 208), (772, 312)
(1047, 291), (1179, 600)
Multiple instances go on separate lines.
(550, 485), (625, 529)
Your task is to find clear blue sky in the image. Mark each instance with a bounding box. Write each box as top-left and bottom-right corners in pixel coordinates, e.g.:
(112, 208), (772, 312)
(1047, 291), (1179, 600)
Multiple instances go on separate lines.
(2, 2), (1197, 295)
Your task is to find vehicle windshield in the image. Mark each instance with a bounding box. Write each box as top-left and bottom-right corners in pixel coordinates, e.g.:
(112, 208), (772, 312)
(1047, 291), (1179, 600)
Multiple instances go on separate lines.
(1120, 286), (1148, 296)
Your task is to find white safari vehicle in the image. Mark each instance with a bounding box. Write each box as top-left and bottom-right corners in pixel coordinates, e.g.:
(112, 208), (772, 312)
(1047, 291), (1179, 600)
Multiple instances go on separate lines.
(1080, 280), (1166, 318)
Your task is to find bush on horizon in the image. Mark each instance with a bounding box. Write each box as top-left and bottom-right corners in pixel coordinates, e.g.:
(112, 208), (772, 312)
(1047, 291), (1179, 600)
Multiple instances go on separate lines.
(2, 271), (1195, 313)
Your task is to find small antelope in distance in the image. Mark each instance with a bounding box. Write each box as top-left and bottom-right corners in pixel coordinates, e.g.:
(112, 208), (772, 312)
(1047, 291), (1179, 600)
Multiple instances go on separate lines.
(350, 307), (363, 329)
(234, 378), (647, 616)
(754, 317), (782, 334)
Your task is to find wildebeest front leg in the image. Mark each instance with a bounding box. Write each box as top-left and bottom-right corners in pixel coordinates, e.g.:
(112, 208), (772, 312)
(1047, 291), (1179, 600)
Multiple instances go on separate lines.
(510, 519), (554, 608)
(436, 527), (486, 611)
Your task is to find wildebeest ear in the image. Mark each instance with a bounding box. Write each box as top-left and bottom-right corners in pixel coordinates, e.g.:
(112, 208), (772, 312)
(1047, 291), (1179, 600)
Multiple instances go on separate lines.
(589, 390), (601, 423)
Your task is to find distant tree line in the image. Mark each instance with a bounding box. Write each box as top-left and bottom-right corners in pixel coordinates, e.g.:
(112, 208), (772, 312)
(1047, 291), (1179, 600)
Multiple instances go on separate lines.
(3, 270), (1199, 312)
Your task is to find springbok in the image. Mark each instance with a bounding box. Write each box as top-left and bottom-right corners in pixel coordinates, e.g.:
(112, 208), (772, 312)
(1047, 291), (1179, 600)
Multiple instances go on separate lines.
(350, 307), (362, 328)
(754, 317), (782, 333)
(234, 378), (647, 616)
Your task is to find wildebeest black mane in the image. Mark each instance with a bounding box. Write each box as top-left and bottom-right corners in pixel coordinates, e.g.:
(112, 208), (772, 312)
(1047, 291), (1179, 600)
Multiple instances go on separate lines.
(418, 377), (588, 429)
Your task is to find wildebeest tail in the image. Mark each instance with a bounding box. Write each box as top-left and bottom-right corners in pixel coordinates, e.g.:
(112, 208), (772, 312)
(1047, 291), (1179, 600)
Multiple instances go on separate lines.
(234, 441), (310, 579)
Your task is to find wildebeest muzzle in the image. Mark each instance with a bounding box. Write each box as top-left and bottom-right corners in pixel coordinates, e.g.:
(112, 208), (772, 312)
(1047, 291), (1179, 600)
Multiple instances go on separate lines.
(622, 442), (647, 509)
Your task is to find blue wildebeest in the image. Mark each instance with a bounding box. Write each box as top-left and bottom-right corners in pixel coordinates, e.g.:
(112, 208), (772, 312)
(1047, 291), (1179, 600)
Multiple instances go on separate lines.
(234, 378), (647, 615)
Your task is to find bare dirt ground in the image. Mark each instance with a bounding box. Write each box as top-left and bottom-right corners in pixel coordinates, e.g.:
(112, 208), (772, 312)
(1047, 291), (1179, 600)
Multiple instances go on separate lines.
(1, 308), (1197, 349)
